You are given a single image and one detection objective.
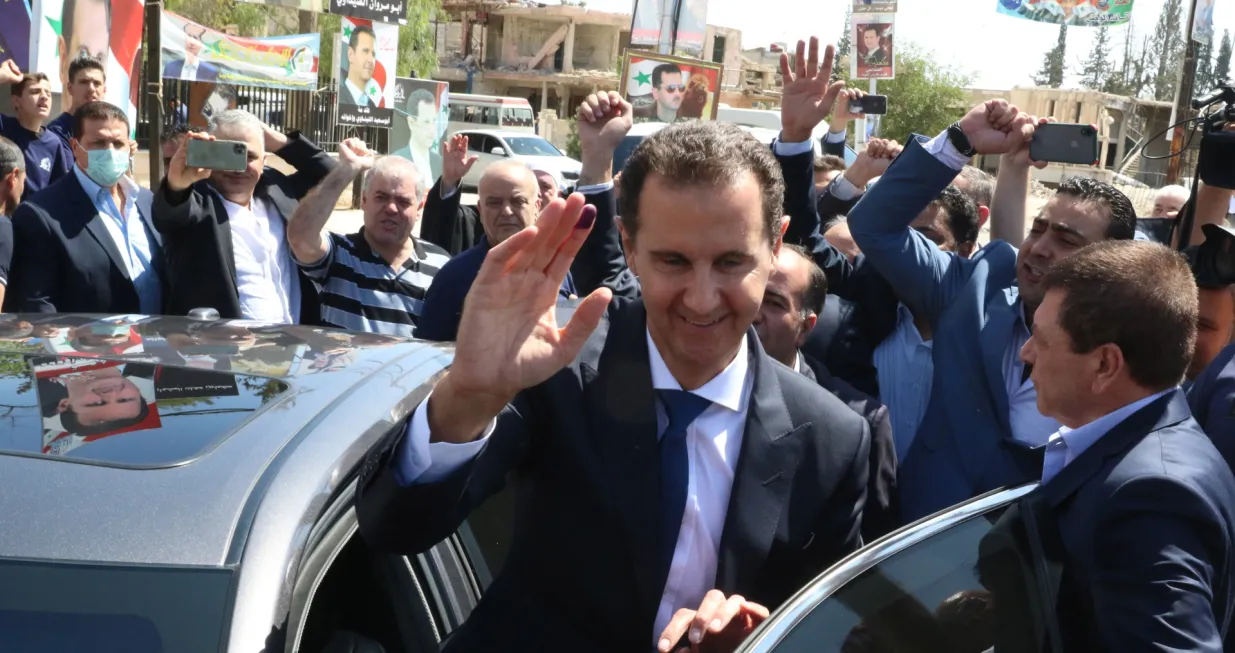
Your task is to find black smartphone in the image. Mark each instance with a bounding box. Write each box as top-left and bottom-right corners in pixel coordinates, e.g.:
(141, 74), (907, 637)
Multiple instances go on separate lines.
(1029, 123), (1099, 165)
(848, 94), (887, 115)
(187, 139), (249, 171)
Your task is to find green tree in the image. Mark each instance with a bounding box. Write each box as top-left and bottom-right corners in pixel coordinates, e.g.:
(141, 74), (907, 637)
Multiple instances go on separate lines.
(835, 6), (851, 70)
(1195, 38), (1215, 100)
(1146, 0), (1186, 101)
(1033, 24), (1068, 87)
(1077, 23), (1113, 90)
(1215, 30), (1233, 85)
(565, 117), (581, 160)
(162, 0), (289, 37)
(1104, 23), (1150, 96)
(840, 44), (971, 143)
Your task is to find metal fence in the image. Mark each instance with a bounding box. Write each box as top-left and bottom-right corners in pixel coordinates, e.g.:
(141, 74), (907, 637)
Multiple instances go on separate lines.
(134, 72), (388, 154)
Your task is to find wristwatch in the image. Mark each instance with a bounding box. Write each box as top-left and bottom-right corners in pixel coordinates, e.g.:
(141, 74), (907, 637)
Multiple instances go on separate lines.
(946, 122), (977, 157)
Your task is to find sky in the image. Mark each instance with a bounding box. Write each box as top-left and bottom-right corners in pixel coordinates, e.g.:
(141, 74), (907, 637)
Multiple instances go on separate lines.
(582, 0), (1235, 89)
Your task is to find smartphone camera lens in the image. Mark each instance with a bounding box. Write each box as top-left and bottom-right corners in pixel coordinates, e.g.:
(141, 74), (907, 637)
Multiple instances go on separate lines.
(234, 144), (245, 154)
(1080, 126), (1094, 136)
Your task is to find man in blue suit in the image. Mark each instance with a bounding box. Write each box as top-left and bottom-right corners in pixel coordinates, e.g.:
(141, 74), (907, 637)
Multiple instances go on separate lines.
(1023, 240), (1235, 650)
(848, 99), (1138, 523)
(163, 23), (220, 83)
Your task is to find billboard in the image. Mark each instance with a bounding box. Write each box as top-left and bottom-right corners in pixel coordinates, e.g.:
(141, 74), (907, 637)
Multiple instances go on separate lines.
(994, 0), (1135, 26)
(629, 0), (662, 47)
(620, 50), (722, 123)
(390, 77), (448, 189)
(851, 14), (895, 80)
(1194, 0), (1216, 44)
(29, 0), (144, 128)
(672, 0), (708, 59)
(336, 17), (398, 128)
(0, 0), (32, 70)
(329, 0), (406, 26)
(161, 11), (321, 91)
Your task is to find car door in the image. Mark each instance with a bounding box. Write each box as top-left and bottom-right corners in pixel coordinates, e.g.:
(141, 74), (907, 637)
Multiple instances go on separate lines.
(738, 483), (1063, 653)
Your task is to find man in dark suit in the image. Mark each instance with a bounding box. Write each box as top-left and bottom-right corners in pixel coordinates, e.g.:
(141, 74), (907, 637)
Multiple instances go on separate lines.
(8, 101), (166, 315)
(420, 133), (482, 256)
(753, 243), (898, 542)
(338, 26), (376, 107)
(357, 42), (869, 653)
(1188, 342), (1235, 472)
(1022, 240), (1235, 649)
(155, 109), (331, 322)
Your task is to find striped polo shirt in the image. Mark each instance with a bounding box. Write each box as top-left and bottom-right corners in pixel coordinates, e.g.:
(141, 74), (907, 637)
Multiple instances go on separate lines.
(298, 229), (451, 336)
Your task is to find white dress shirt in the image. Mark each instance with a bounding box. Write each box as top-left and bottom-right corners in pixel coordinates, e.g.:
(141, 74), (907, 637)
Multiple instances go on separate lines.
(397, 330), (753, 648)
(181, 59), (199, 81)
(220, 195), (301, 324)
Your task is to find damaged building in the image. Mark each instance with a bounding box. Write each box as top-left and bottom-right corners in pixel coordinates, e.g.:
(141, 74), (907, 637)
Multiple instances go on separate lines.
(431, 0), (746, 120)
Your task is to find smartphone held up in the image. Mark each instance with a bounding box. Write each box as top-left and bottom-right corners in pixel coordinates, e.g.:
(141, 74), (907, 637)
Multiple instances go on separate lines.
(1029, 123), (1099, 165)
(186, 139), (249, 172)
(848, 94), (888, 116)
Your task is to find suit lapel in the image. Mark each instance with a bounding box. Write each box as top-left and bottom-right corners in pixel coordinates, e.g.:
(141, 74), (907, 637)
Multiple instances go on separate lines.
(716, 332), (805, 594)
(71, 174), (133, 281)
(1042, 390), (1191, 508)
(581, 300), (664, 612)
(134, 187), (161, 248)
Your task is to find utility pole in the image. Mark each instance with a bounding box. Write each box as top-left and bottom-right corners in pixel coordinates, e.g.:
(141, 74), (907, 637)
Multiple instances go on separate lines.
(1166, 0), (1200, 184)
(657, 0), (681, 56)
(144, 1), (164, 187)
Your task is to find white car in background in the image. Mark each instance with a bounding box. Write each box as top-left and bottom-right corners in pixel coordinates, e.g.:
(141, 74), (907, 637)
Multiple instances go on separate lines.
(454, 130), (582, 194)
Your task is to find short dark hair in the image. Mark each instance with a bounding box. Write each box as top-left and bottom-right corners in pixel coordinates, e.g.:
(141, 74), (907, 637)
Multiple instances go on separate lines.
(931, 185), (981, 245)
(73, 101), (129, 139)
(60, 398), (151, 436)
(12, 72), (49, 99)
(1056, 176), (1136, 240)
(62, 0), (113, 51)
(652, 63), (683, 88)
(957, 165), (993, 207)
(1042, 240), (1197, 390)
(406, 88), (435, 116)
(349, 25), (375, 49)
(163, 123), (204, 144)
(862, 25), (881, 37)
(814, 155), (846, 174)
(619, 121), (785, 245)
(782, 244), (828, 317)
(67, 55), (106, 85)
(0, 136), (24, 176)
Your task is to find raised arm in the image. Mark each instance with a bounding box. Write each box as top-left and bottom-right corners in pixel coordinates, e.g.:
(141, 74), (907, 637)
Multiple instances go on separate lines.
(264, 125), (337, 200)
(153, 130), (218, 234)
(848, 100), (1036, 319)
(420, 134), (481, 256)
(990, 117), (1051, 247)
(287, 137), (372, 266)
(571, 91), (637, 300)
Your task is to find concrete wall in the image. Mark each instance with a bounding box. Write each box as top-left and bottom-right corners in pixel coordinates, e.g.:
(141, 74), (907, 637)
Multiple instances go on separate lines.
(573, 23), (620, 70)
(509, 17), (565, 68)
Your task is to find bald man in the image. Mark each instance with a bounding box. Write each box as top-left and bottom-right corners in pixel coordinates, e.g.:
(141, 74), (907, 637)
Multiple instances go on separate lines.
(415, 160), (579, 342)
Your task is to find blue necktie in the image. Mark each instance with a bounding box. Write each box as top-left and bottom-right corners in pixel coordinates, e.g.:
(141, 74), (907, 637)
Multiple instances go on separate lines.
(657, 389), (713, 586)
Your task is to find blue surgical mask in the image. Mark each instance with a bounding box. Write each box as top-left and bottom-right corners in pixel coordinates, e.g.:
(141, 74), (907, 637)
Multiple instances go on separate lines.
(79, 145), (130, 187)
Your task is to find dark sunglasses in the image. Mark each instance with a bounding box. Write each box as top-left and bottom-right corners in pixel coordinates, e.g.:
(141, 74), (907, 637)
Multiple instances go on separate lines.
(660, 84), (686, 92)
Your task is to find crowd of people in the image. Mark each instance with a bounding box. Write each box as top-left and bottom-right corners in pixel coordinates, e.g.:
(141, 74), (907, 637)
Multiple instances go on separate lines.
(4, 35), (1235, 651)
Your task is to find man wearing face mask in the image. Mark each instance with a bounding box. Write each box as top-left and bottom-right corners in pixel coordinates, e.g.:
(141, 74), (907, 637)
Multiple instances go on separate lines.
(7, 101), (164, 315)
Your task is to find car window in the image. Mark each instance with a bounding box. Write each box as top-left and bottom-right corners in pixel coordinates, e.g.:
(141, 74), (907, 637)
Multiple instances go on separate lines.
(504, 137), (561, 157)
(764, 493), (1056, 653)
(466, 135), (490, 153)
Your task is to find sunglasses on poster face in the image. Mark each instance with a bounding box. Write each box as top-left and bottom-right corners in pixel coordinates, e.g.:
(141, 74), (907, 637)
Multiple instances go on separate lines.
(660, 84), (686, 92)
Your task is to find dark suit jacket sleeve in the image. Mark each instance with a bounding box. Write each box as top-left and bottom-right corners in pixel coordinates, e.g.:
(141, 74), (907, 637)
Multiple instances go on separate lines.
(273, 132), (336, 200)
(775, 147), (857, 293)
(847, 137), (975, 322)
(1089, 476), (1229, 651)
(421, 178), (481, 256)
(0, 215), (13, 287)
(152, 178), (214, 235)
(861, 404), (899, 542)
(414, 261), (464, 342)
(569, 187), (640, 301)
(7, 204), (58, 312)
(356, 396), (536, 554)
(822, 134), (846, 158)
(1188, 344), (1235, 475)
(830, 418), (870, 554)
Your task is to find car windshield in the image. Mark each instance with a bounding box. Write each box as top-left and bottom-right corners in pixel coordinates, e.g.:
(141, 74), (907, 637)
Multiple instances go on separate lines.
(0, 559), (233, 652)
(504, 137), (562, 157)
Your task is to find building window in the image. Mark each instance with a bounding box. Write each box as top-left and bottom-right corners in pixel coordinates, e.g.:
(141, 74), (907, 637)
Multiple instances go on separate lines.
(712, 35), (726, 64)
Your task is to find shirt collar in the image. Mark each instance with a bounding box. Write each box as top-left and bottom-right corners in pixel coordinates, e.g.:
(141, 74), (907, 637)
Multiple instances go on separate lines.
(793, 351), (802, 374)
(1051, 388), (1174, 462)
(346, 79), (369, 104)
(352, 228), (425, 267)
(646, 328), (749, 413)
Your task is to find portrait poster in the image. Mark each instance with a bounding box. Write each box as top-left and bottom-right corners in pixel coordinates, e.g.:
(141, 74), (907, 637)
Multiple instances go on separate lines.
(390, 77), (448, 189)
(329, 0), (407, 26)
(161, 11), (321, 91)
(672, 0), (707, 59)
(336, 17), (398, 129)
(0, 0), (32, 70)
(33, 358), (162, 457)
(994, 0), (1134, 26)
(620, 50), (722, 124)
(853, 0), (898, 11)
(29, 0), (144, 131)
(1194, 0), (1217, 44)
(851, 14), (895, 80)
(629, 0), (662, 47)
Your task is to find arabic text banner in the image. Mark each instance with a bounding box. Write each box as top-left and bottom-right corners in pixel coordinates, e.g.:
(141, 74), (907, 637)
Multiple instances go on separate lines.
(330, 0), (407, 27)
(336, 17), (398, 129)
(234, 0), (323, 11)
(673, 0), (708, 59)
(30, 0), (144, 131)
(995, 0), (1134, 26)
(630, 0), (662, 48)
(0, 0), (31, 70)
(161, 12), (321, 92)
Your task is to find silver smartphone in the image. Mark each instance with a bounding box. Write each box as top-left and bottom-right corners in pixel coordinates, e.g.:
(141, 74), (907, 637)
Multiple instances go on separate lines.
(186, 139), (248, 171)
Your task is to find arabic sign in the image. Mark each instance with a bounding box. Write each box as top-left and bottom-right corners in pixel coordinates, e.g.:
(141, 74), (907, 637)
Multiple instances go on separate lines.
(621, 50), (722, 123)
(391, 77), (448, 189)
(0, 0), (32, 70)
(161, 11), (321, 91)
(336, 17), (398, 129)
(330, 0), (406, 26)
(630, 0), (662, 47)
(672, 0), (708, 59)
(852, 14), (895, 80)
(854, 0), (898, 11)
(995, 0), (1134, 26)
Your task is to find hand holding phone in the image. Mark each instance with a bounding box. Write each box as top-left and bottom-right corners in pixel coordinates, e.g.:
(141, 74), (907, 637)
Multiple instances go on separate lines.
(1028, 123), (1099, 165)
(187, 139), (249, 172)
(848, 94), (888, 116)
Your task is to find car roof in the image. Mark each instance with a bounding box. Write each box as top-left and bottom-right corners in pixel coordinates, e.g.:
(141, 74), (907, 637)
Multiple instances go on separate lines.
(456, 129), (545, 139)
(0, 314), (452, 568)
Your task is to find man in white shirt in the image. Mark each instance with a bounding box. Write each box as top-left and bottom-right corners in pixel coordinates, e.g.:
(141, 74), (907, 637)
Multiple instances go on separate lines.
(156, 109), (336, 323)
(355, 38), (870, 653)
(339, 26), (376, 107)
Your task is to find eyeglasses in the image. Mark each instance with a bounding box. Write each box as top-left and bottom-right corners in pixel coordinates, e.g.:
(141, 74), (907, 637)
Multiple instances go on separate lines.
(660, 84), (686, 92)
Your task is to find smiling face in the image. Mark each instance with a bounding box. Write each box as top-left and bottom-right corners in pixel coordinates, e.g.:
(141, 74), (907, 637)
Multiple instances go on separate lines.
(1017, 195), (1112, 310)
(622, 171), (778, 387)
(59, 368), (143, 427)
(478, 162), (540, 245)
